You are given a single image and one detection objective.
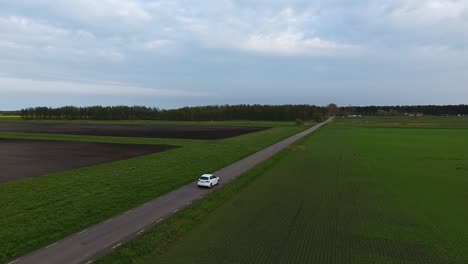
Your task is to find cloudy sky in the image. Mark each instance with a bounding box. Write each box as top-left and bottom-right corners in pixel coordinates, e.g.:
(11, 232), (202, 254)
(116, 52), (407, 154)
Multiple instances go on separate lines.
(1, 0), (467, 110)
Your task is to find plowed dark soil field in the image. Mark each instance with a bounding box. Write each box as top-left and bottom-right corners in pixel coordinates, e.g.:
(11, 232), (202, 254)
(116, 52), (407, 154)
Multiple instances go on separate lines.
(0, 139), (176, 183)
(0, 122), (268, 139)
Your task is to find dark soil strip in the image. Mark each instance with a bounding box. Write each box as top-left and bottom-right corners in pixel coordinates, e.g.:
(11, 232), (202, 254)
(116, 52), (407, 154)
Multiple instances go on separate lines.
(0, 122), (269, 140)
(0, 138), (177, 183)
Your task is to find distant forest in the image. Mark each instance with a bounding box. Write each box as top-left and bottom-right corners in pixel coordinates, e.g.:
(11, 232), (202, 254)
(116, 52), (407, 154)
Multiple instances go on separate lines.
(18, 104), (468, 121)
(20, 105), (326, 121)
(339, 105), (468, 116)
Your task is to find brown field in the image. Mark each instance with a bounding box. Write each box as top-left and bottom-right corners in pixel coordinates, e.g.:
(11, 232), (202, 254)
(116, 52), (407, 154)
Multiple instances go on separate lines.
(0, 138), (176, 183)
(0, 122), (268, 140)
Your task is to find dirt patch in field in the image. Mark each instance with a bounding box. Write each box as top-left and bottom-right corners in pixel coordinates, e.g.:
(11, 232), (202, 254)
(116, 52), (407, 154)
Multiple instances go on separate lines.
(0, 138), (177, 183)
(0, 122), (269, 140)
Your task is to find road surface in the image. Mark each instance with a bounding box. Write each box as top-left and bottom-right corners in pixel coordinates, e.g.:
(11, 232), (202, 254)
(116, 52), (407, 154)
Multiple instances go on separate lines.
(11, 117), (333, 264)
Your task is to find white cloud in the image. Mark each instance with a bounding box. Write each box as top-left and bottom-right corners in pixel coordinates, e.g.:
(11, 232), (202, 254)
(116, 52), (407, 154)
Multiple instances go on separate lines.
(1, 2), (363, 59)
(0, 77), (213, 97)
(0, 40), (24, 49)
(378, 0), (468, 30)
(388, 0), (467, 22)
(3, 0), (152, 26)
(238, 32), (361, 56)
(97, 50), (126, 62)
(0, 15), (126, 62)
(0, 16), (69, 44)
(410, 44), (468, 62)
(144, 39), (171, 50)
(175, 7), (362, 57)
(60, 0), (152, 25)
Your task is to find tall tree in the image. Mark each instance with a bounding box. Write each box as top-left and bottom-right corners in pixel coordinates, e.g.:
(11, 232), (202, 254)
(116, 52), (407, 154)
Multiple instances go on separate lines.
(326, 103), (338, 116)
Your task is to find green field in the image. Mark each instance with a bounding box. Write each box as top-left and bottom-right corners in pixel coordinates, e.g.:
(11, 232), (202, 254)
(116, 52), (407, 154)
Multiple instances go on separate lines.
(338, 115), (468, 128)
(0, 121), (308, 263)
(0, 115), (21, 120)
(101, 117), (468, 263)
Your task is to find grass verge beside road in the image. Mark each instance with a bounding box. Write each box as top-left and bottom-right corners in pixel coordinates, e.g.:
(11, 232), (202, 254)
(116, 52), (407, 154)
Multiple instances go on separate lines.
(0, 122), (308, 263)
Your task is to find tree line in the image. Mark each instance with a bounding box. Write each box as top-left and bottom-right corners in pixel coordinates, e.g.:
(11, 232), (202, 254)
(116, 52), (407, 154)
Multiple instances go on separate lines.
(19, 104), (468, 121)
(20, 105), (327, 122)
(339, 105), (468, 116)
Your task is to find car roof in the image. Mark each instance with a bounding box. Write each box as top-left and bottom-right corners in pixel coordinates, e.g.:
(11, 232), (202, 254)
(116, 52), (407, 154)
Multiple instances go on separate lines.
(200, 174), (213, 177)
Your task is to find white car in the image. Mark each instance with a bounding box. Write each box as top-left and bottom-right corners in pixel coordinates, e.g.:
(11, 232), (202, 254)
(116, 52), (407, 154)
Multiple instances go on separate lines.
(197, 174), (219, 188)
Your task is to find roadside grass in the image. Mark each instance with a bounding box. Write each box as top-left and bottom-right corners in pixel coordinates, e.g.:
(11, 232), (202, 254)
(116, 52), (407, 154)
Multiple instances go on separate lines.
(100, 120), (468, 263)
(0, 122), (308, 263)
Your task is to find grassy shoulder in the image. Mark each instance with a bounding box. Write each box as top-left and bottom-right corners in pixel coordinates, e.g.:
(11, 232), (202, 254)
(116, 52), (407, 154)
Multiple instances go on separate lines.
(100, 122), (468, 264)
(0, 123), (309, 263)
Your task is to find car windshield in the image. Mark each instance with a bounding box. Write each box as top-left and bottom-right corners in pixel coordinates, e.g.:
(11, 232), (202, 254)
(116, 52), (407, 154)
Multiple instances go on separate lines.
(200, 176), (209, 180)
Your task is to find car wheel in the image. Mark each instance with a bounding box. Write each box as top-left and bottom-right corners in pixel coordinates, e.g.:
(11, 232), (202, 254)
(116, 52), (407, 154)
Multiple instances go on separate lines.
(209, 183), (212, 188)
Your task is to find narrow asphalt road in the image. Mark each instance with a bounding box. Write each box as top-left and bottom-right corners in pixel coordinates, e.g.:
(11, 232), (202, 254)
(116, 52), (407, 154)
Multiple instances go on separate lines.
(11, 117), (333, 264)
